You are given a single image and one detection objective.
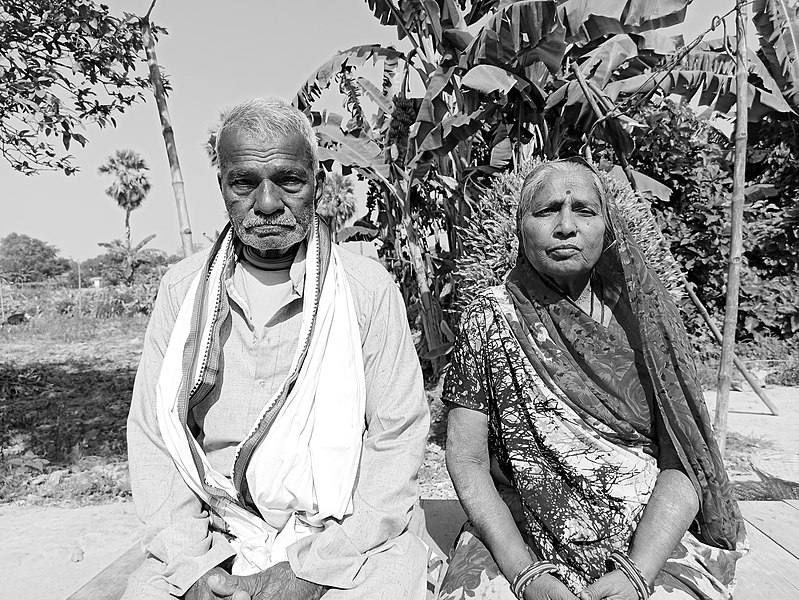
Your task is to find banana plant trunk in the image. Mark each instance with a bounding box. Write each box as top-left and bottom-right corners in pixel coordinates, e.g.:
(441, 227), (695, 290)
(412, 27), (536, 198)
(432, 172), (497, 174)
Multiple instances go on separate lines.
(713, 0), (750, 456)
(400, 184), (445, 376)
(141, 18), (194, 258)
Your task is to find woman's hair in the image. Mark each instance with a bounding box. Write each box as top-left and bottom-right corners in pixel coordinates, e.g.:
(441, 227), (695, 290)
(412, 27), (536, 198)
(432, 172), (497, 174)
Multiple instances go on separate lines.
(215, 97), (318, 169)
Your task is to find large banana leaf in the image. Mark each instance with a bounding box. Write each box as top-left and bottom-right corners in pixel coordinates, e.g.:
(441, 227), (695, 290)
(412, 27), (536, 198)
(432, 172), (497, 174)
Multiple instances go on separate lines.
(294, 45), (405, 112)
(365, 0), (471, 52)
(611, 39), (792, 119)
(549, 37), (792, 122)
(558, 0), (689, 44)
(753, 0), (799, 105)
(464, 1), (567, 73)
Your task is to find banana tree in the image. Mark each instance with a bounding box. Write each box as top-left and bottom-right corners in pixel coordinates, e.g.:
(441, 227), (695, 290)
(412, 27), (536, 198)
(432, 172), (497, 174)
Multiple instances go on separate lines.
(294, 0), (698, 374)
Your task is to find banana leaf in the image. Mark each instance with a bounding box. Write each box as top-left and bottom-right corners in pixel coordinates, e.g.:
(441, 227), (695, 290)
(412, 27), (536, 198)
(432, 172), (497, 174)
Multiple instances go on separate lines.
(752, 0), (799, 105)
(294, 45), (405, 112)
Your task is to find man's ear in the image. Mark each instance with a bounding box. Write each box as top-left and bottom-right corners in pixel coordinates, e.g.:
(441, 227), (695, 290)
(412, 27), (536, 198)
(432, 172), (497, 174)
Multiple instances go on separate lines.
(217, 171), (223, 192)
(314, 168), (326, 203)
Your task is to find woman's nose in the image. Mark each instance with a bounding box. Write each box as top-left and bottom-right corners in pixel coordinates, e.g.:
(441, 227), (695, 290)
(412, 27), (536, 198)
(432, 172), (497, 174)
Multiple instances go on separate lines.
(556, 207), (577, 236)
(254, 180), (283, 215)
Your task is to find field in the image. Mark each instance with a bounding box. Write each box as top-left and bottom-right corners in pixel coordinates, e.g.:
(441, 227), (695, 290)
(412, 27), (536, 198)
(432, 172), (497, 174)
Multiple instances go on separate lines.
(0, 313), (794, 506)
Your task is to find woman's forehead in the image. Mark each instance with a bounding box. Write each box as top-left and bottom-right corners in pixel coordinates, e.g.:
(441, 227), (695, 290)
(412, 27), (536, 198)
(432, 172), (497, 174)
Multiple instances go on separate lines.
(532, 170), (601, 204)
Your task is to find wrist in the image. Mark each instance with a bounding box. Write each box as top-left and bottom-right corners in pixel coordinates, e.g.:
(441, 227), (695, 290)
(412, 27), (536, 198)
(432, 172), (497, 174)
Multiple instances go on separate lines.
(512, 561), (559, 599)
(605, 551), (652, 600)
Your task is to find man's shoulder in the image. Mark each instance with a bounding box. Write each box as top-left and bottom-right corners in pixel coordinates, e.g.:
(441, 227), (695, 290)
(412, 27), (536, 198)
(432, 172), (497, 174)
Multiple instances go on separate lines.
(336, 245), (396, 297)
(160, 248), (212, 295)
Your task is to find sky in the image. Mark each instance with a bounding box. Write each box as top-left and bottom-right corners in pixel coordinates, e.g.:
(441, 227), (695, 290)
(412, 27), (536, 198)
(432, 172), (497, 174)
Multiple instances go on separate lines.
(1, 0), (738, 261)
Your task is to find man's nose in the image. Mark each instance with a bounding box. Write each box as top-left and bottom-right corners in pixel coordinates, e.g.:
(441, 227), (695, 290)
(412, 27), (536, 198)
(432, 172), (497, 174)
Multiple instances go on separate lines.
(254, 180), (283, 215)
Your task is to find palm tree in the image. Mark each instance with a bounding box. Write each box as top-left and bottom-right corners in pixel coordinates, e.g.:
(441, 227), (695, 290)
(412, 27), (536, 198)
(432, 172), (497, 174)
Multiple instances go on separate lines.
(317, 172), (357, 241)
(98, 149), (152, 252)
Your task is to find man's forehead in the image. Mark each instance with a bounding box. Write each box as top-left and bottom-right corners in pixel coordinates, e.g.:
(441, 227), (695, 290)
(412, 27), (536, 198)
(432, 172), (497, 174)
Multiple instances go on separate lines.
(218, 127), (314, 164)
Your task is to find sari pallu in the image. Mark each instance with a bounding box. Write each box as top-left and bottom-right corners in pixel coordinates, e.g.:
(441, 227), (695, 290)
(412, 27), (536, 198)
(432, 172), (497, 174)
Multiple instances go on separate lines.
(441, 190), (747, 598)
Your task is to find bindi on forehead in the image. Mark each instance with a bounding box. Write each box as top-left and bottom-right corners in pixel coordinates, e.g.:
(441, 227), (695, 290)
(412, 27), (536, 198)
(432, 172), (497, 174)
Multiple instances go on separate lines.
(538, 172), (600, 204)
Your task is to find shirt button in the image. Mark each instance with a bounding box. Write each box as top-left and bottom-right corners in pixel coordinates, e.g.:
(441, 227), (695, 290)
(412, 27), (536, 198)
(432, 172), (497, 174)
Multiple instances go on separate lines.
(258, 380), (266, 389)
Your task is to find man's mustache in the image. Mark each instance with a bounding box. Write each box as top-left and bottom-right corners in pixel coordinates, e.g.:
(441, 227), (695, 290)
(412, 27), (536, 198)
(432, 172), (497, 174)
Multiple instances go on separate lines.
(241, 217), (296, 228)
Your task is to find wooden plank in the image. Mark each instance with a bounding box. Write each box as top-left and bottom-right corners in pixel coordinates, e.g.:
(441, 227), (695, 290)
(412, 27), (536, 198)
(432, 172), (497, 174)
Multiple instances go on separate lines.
(67, 544), (143, 600)
(735, 517), (799, 599)
(740, 500), (799, 560)
(420, 498), (466, 553)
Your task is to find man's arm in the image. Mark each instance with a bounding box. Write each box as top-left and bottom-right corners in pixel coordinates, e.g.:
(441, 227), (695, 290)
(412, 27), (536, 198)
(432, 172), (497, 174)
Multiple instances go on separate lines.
(124, 270), (236, 599)
(286, 269), (430, 593)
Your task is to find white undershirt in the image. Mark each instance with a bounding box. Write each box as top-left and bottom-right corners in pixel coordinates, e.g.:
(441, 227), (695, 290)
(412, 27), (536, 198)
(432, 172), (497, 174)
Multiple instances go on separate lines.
(238, 261), (293, 332)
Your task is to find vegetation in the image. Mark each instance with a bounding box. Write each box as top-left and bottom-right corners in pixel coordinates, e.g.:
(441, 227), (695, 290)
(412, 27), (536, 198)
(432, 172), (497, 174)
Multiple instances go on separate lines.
(295, 0), (798, 377)
(98, 149), (155, 284)
(0, 234), (70, 284)
(317, 172), (358, 240)
(0, 0), (163, 175)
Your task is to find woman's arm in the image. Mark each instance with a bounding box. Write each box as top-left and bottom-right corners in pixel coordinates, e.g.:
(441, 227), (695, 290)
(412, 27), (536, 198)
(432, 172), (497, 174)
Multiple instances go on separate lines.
(578, 468), (698, 600)
(447, 406), (578, 600)
(628, 468), (699, 582)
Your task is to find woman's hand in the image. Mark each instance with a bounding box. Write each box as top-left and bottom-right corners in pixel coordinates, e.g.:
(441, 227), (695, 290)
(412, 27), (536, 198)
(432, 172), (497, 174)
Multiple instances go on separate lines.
(523, 574), (580, 600)
(578, 570), (637, 600)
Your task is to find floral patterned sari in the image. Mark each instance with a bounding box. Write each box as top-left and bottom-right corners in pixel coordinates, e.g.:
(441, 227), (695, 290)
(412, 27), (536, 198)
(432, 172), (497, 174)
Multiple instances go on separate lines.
(439, 189), (747, 599)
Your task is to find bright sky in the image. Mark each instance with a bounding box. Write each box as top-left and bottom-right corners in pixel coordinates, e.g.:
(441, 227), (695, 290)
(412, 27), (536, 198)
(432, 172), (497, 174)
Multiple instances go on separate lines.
(1, 0), (737, 260)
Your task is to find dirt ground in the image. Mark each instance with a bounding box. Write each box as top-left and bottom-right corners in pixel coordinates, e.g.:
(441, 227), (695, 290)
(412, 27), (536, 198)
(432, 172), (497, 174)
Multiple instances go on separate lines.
(2, 386), (795, 600)
(2, 316), (797, 599)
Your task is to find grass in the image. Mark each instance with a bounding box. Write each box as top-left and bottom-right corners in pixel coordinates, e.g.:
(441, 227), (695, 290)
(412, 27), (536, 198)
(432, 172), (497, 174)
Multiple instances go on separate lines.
(0, 313), (795, 506)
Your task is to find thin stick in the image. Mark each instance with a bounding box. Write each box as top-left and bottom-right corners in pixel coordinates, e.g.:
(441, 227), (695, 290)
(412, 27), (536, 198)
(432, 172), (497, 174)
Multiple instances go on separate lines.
(713, 0), (752, 455)
(682, 275), (778, 415)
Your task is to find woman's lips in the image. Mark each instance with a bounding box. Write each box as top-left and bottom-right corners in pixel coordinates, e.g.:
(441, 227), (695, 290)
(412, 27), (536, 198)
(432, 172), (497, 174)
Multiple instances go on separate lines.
(548, 245), (580, 258)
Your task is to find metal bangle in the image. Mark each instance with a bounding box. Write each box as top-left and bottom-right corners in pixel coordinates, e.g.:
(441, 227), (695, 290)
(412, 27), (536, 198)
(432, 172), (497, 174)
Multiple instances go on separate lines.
(511, 561), (559, 599)
(605, 551), (652, 600)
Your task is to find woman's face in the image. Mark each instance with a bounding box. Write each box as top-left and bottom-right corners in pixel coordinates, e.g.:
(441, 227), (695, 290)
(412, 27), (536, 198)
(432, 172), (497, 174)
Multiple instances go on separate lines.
(520, 168), (606, 291)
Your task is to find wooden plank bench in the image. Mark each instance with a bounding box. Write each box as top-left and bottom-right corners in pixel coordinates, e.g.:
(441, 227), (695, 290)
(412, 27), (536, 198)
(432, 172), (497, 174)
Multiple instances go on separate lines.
(68, 500), (799, 600)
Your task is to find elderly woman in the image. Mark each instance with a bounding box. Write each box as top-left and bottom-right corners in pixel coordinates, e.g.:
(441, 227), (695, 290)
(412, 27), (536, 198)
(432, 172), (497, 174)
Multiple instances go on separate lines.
(440, 158), (747, 600)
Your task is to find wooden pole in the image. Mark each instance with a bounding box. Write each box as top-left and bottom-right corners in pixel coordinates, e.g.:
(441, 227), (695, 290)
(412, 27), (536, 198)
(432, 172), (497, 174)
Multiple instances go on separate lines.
(713, 0), (750, 456)
(682, 275), (778, 415)
(140, 4), (194, 258)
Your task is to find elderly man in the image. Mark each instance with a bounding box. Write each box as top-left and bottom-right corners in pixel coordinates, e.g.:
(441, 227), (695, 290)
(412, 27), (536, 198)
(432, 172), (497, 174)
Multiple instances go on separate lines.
(124, 97), (436, 600)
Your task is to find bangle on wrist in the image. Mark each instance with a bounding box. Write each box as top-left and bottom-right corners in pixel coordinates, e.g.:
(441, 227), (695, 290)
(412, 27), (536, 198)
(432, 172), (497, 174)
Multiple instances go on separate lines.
(605, 551), (652, 600)
(511, 561), (558, 599)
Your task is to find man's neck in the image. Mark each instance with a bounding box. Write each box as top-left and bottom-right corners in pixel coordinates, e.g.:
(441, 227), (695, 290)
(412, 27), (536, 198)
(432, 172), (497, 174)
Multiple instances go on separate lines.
(242, 243), (300, 271)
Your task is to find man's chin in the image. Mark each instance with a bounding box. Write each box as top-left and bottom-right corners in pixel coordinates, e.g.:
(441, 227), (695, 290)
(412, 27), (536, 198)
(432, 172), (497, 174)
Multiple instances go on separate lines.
(240, 231), (305, 255)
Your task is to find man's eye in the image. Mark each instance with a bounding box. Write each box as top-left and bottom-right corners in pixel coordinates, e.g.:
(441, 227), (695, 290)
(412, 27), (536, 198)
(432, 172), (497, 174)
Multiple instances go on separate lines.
(281, 178), (304, 189)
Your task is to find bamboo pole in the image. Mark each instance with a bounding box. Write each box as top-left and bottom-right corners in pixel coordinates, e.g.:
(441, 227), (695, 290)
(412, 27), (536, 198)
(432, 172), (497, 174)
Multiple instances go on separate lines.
(713, 0), (751, 456)
(570, 64), (778, 417)
(682, 274), (778, 414)
(140, 3), (194, 258)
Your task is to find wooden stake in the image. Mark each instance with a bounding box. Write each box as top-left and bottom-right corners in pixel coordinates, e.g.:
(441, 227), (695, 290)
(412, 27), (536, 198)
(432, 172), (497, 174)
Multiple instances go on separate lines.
(713, 0), (750, 456)
(140, 10), (194, 258)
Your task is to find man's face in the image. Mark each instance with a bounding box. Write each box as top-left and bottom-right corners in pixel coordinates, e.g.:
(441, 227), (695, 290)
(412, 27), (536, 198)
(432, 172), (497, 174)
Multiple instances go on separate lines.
(217, 127), (324, 255)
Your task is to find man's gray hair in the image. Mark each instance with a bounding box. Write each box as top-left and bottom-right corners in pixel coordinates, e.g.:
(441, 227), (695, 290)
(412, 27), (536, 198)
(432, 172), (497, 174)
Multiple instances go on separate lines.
(215, 97), (318, 168)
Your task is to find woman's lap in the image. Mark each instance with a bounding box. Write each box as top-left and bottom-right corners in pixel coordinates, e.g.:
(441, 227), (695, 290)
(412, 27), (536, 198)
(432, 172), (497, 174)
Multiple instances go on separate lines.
(438, 526), (707, 600)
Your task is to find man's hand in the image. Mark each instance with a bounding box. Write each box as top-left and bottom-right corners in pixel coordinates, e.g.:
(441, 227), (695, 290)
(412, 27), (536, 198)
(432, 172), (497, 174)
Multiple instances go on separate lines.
(198, 561), (326, 600)
(522, 574), (580, 600)
(578, 570), (638, 600)
(184, 566), (241, 600)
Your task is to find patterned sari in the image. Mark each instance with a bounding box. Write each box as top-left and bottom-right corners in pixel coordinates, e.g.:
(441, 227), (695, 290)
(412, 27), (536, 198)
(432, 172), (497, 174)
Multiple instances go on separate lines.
(439, 188), (747, 599)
